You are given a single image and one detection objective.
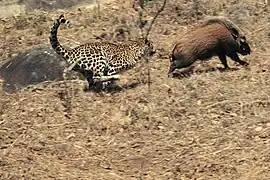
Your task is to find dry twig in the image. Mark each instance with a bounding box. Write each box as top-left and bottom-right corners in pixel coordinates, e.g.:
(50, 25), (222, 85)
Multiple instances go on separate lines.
(144, 0), (167, 40)
(133, 0), (167, 93)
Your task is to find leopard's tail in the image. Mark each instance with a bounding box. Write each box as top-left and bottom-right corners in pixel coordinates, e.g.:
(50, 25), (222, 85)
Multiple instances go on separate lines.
(49, 15), (70, 59)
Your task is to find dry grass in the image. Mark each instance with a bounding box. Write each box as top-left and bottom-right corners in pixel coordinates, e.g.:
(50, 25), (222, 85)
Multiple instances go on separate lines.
(1, 0), (270, 179)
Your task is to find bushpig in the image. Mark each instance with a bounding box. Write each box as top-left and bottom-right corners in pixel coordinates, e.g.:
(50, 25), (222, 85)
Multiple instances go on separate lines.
(168, 17), (251, 75)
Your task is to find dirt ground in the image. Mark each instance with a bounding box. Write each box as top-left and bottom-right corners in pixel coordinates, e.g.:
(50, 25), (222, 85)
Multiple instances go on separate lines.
(1, 0), (270, 179)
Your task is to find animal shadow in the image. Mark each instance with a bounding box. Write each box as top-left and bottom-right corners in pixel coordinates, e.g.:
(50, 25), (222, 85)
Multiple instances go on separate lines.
(84, 81), (140, 93)
(171, 66), (241, 79)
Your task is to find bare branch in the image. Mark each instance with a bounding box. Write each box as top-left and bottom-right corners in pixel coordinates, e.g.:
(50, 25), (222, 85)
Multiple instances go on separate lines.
(144, 0), (167, 40)
(132, 1), (139, 11)
(132, 0), (166, 94)
(61, 68), (72, 119)
(133, 1), (145, 37)
(96, 0), (101, 18)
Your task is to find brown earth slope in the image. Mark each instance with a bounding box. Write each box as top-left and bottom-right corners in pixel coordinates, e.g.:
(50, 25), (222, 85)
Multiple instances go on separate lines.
(0, 0), (270, 179)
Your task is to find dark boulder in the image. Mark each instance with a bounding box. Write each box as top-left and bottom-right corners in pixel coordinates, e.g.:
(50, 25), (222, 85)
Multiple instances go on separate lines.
(0, 45), (80, 93)
(20, 0), (95, 11)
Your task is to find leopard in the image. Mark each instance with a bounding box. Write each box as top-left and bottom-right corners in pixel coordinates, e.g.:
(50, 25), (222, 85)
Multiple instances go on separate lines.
(49, 14), (155, 90)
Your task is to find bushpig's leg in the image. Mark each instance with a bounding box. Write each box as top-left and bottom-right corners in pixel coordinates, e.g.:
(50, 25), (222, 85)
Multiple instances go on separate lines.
(218, 54), (229, 69)
(168, 58), (196, 76)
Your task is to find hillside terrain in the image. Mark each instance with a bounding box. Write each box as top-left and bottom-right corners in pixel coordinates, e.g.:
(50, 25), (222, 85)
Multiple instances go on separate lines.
(0, 0), (270, 179)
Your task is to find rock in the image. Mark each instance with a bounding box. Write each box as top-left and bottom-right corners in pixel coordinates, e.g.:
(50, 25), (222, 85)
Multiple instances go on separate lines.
(0, 45), (82, 93)
(21, 0), (95, 11)
(0, 0), (97, 18)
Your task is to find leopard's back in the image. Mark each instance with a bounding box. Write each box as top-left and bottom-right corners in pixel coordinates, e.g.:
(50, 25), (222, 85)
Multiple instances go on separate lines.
(66, 41), (143, 74)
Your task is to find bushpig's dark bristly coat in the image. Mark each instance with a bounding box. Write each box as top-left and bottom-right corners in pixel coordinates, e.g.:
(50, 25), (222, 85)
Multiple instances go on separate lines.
(169, 18), (251, 75)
